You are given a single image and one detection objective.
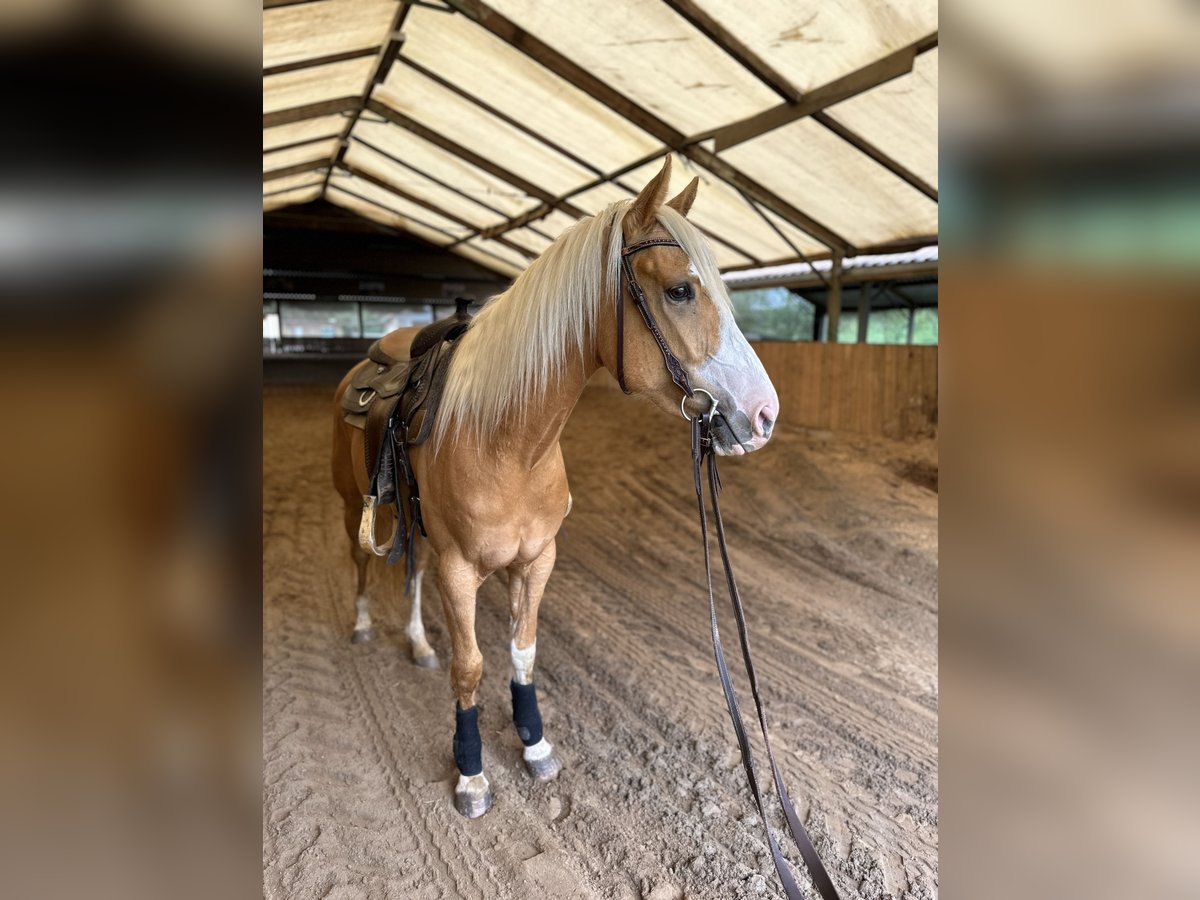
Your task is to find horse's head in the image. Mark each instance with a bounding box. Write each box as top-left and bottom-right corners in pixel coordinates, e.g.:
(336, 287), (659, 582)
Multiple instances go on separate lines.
(605, 157), (779, 455)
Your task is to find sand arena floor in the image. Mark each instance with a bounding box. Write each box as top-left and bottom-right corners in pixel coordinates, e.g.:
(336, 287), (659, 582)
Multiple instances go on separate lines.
(264, 384), (937, 900)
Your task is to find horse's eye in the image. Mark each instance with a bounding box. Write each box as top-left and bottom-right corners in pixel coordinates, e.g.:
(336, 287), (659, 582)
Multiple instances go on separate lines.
(666, 283), (693, 303)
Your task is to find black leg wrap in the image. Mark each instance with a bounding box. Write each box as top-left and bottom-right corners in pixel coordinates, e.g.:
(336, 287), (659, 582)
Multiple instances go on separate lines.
(453, 705), (483, 776)
(510, 680), (544, 747)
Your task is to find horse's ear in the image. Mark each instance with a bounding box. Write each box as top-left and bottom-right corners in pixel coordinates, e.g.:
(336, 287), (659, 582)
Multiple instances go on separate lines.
(665, 176), (699, 218)
(627, 156), (672, 234)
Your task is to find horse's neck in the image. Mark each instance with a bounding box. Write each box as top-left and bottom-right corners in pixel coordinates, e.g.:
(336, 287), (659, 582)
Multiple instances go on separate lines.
(486, 329), (600, 470)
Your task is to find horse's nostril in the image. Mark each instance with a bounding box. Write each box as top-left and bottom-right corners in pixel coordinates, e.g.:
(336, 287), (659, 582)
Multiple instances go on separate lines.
(753, 402), (777, 438)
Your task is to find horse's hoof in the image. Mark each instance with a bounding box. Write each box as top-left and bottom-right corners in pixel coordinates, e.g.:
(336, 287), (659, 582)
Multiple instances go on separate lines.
(454, 774), (492, 818)
(412, 651), (440, 669)
(523, 740), (562, 782)
(351, 627), (374, 644)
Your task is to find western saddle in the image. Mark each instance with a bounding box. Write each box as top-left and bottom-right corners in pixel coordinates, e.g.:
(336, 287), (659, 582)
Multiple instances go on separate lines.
(339, 299), (473, 585)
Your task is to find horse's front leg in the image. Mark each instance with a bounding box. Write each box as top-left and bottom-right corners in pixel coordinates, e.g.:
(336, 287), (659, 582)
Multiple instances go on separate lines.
(507, 539), (563, 781)
(437, 552), (491, 818)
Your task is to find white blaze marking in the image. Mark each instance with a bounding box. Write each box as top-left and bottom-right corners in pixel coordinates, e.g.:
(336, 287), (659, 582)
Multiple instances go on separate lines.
(697, 306), (771, 406)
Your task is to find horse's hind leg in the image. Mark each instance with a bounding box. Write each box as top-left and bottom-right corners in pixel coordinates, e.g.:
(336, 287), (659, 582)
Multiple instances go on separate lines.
(508, 539), (562, 781)
(343, 504), (374, 643)
(406, 538), (439, 668)
(437, 551), (492, 818)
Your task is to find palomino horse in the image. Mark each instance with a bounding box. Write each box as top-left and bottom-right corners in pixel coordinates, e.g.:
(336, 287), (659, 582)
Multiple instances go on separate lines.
(331, 157), (778, 817)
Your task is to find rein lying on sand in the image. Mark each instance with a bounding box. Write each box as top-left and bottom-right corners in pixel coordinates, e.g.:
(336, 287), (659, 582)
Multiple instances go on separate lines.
(623, 236), (842, 900)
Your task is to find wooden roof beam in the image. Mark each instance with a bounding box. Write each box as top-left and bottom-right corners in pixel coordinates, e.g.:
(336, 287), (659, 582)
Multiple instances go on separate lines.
(703, 32), (938, 152)
(443, 0), (850, 253)
(324, 4), (412, 195)
(263, 46), (379, 78)
(264, 132), (342, 156)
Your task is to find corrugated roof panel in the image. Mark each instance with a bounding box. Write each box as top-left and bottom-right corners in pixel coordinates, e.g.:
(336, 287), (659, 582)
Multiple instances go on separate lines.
(374, 64), (595, 196)
(264, 114), (346, 152)
(722, 117), (938, 246)
(327, 171), (474, 239)
(489, 0), (778, 135)
(263, 0), (394, 69)
(826, 49), (938, 189)
(263, 56), (373, 114)
(264, 185), (322, 211)
(342, 142), (508, 230)
(402, 7), (663, 172)
(264, 138), (339, 174)
(693, 0), (937, 94)
(326, 186), (456, 247)
(351, 116), (540, 220)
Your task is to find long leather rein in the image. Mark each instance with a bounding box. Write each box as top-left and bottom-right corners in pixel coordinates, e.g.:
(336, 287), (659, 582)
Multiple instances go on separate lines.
(619, 237), (843, 900)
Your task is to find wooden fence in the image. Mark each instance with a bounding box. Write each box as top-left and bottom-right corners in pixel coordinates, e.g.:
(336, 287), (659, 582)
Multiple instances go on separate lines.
(590, 341), (937, 438)
(751, 342), (937, 438)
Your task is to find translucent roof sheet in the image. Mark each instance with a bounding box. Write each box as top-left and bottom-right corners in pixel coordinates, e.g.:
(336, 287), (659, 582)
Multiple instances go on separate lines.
(488, 0), (779, 135)
(328, 171), (473, 239)
(342, 142), (508, 231)
(402, 7), (663, 172)
(264, 185), (322, 212)
(326, 186), (455, 248)
(264, 138), (340, 175)
(374, 63), (595, 196)
(466, 237), (531, 272)
(689, 0), (938, 94)
(722, 117), (937, 246)
(263, 56), (374, 115)
(351, 116), (540, 220)
(264, 171), (328, 198)
(263, 0), (395, 69)
(453, 242), (523, 279)
(263, 114), (346, 152)
(826, 49), (938, 189)
(263, 2), (937, 273)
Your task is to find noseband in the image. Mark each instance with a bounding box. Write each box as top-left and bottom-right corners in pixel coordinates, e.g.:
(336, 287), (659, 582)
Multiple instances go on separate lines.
(617, 233), (844, 900)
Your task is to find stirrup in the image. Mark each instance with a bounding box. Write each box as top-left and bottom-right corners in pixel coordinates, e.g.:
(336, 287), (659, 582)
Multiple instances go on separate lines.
(358, 494), (397, 556)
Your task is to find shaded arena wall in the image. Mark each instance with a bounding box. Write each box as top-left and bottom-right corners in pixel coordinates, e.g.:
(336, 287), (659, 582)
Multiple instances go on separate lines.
(751, 342), (938, 439)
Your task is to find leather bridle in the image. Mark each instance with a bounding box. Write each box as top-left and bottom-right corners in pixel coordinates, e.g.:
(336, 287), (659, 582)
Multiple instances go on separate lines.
(618, 232), (844, 900)
(615, 237), (697, 405)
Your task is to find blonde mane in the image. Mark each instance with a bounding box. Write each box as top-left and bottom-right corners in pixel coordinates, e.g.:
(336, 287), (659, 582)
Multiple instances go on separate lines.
(434, 198), (730, 445)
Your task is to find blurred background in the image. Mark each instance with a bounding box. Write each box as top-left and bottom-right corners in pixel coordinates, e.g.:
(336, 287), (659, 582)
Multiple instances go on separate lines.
(0, 0), (1196, 897)
(940, 0), (1200, 897)
(0, 3), (259, 899)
